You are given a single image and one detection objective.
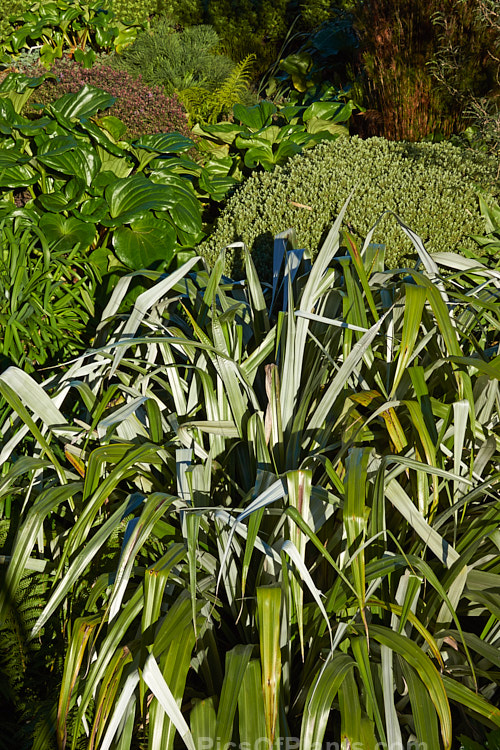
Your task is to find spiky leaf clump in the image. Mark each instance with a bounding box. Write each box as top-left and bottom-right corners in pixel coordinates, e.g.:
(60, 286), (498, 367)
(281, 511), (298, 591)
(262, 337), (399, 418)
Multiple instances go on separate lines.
(200, 135), (499, 276)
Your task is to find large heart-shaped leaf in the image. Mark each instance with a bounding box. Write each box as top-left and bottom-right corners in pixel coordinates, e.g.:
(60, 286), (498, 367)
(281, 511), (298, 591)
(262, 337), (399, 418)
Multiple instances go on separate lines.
(192, 122), (244, 144)
(37, 193), (69, 212)
(50, 85), (115, 119)
(113, 217), (176, 270)
(36, 135), (101, 185)
(79, 197), (109, 224)
(0, 99), (28, 133)
(305, 119), (349, 137)
(133, 133), (194, 154)
(0, 148), (36, 188)
(104, 174), (178, 226)
(168, 193), (203, 236)
(39, 214), (96, 251)
(233, 101), (276, 130)
(302, 100), (355, 122)
(96, 115), (128, 141)
(78, 118), (130, 158)
(243, 142), (275, 170)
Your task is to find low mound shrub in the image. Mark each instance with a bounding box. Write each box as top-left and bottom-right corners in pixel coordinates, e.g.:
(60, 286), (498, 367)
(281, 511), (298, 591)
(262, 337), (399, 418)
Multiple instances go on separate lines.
(200, 135), (499, 276)
(25, 58), (190, 139)
(113, 20), (237, 95)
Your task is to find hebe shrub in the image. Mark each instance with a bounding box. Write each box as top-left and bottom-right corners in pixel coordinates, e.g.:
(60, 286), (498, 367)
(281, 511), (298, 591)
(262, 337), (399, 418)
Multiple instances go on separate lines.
(26, 58), (190, 139)
(200, 135), (499, 276)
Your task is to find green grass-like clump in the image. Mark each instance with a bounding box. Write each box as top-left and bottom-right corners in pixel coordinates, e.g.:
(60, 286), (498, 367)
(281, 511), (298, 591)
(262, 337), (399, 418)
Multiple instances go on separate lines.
(200, 135), (499, 277)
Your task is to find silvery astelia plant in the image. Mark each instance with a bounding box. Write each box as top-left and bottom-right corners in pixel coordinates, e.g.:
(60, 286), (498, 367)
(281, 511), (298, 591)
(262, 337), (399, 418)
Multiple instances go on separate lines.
(1, 199), (500, 748)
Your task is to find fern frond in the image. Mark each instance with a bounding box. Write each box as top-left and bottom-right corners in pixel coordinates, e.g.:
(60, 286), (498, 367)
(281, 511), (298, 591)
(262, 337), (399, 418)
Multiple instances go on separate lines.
(178, 54), (256, 124)
(215, 53), (256, 116)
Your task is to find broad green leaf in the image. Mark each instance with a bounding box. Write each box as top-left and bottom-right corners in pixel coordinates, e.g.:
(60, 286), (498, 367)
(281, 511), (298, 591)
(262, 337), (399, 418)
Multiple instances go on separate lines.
(113, 217), (176, 269)
(190, 698), (217, 750)
(134, 132), (194, 153)
(233, 100), (276, 129)
(238, 661), (266, 749)
(39, 214), (96, 251)
(105, 174), (178, 225)
(50, 84), (115, 119)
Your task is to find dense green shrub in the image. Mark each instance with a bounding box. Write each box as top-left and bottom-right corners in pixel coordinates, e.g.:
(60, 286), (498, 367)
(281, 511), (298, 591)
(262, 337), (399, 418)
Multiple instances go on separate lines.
(24, 58), (190, 139)
(161, 0), (354, 77)
(0, 0), (27, 47)
(200, 135), (499, 275)
(110, 0), (158, 24)
(113, 20), (237, 95)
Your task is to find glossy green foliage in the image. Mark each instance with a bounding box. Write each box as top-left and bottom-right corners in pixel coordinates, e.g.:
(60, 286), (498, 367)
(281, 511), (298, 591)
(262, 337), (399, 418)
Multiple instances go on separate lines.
(193, 93), (356, 179)
(2, 0), (142, 68)
(0, 79), (236, 276)
(200, 135), (499, 276)
(3, 212), (500, 746)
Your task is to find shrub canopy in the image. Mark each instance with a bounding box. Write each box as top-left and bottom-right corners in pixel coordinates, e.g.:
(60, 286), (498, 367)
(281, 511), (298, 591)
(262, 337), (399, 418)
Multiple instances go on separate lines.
(200, 135), (499, 277)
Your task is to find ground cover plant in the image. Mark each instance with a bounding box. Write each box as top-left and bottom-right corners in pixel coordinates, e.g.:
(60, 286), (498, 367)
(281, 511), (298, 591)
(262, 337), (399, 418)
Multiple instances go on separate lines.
(20, 57), (191, 139)
(2, 206), (500, 748)
(200, 135), (499, 277)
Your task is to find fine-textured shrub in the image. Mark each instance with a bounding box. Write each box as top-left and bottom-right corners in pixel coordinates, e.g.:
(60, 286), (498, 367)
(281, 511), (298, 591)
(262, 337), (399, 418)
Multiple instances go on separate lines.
(200, 135), (499, 275)
(351, 0), (499, 141)
(110, 0), (158, 24)
(25, 58), (190, 139)
(113, 20), (236, 95)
